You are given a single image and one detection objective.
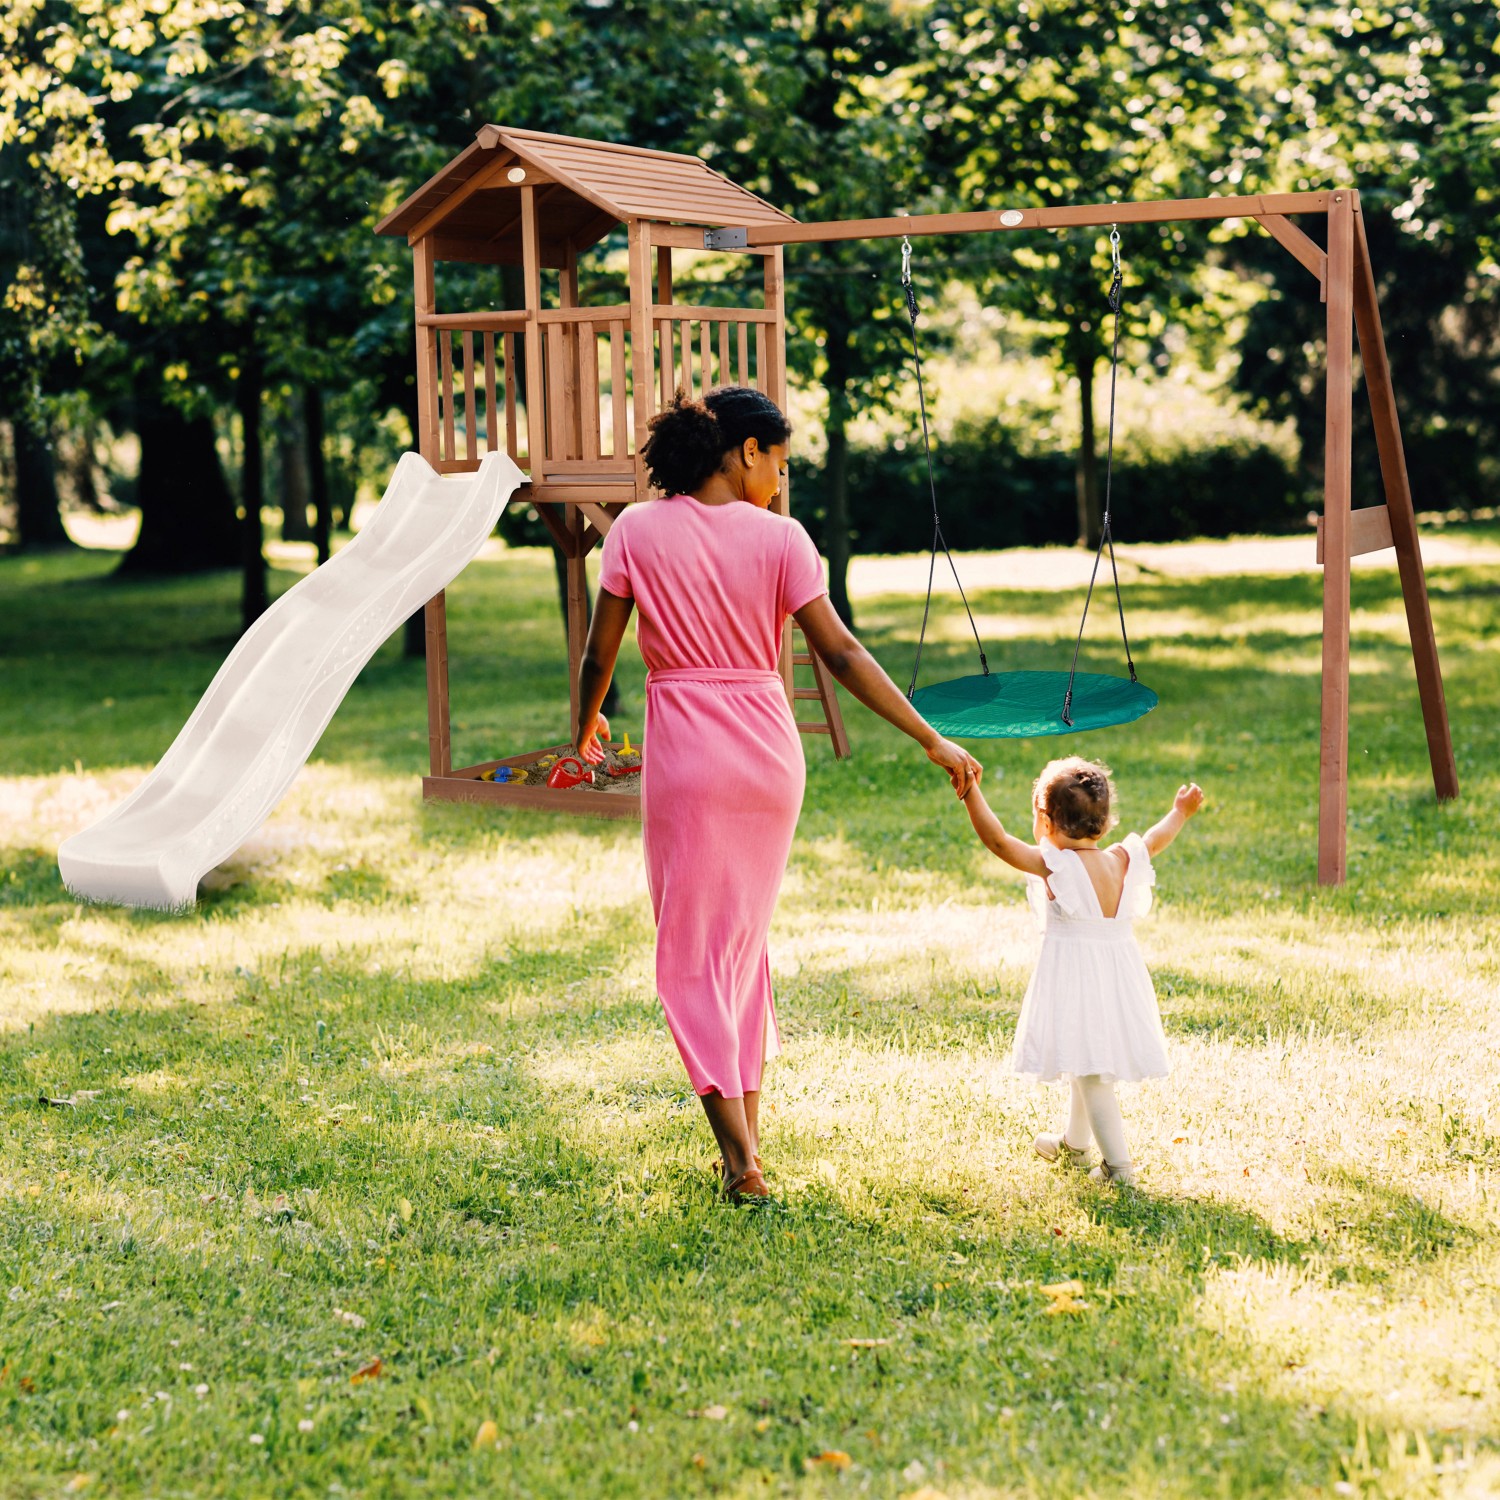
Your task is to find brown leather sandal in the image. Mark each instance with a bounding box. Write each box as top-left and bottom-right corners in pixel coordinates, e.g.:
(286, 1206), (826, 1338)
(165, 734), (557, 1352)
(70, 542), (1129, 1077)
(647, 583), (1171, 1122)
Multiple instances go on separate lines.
(722, 1164), (771, 1203)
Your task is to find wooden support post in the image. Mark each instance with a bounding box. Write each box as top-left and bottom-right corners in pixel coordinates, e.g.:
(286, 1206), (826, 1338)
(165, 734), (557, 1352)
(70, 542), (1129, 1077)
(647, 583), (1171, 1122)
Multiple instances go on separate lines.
(520, 186), (546, 467)
(1351, 213), (1458, 803)
(413, 234), (451, 777)
(763, 247), (795, 696)
(1318, 191), (1356, 885)
(566, 506), (588, 732)
(628, 222), (653, 491)
(562, 243), (584, 459)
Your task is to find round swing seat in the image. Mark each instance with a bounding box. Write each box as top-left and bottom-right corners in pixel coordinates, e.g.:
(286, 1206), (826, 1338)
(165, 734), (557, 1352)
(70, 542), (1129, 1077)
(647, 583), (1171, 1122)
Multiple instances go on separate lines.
(911, 669), (1158, 740)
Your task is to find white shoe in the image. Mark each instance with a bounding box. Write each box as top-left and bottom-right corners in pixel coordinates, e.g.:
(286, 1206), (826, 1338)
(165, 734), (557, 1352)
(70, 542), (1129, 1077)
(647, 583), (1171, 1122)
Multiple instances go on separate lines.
(1089, 1160), (1138, 1187)
(1034, 1132), (1093, 1168)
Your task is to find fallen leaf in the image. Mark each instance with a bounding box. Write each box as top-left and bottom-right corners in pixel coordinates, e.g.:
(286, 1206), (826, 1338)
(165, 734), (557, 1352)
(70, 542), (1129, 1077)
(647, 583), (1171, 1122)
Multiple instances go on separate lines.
(1039, 1280), (1084, 1298)
(397, 1198), (413, 1223)
(699, 1403), (728, 1420)
(845, 1338), (890, 1349)
(333, 1307), (366, 1329)
(351, 1358), (383, 1384)
(1040, 1280), (1089, 1316)
(807, 1451), (852, 1470)
(473, 1418), (499, 1450)
(690, 1453), (707, 1469)
(64, 1476), (95, 1493)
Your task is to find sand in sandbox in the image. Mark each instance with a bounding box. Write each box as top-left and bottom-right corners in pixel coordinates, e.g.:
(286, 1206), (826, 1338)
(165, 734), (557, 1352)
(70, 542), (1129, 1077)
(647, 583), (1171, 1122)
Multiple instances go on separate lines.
(516, 744), (642, 796)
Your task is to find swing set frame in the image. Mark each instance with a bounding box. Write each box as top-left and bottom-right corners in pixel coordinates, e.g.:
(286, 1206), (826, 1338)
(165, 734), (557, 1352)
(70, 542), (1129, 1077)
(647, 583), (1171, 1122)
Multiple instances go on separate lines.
(381, 127), (1454, 886)
(705, 187), (1459, 887)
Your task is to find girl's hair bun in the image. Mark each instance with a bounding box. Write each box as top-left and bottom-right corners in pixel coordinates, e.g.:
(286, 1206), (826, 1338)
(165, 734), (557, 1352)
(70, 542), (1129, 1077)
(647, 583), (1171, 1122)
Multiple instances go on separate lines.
(640, 385), (792, 495)
(1033, 756), (1119, 839)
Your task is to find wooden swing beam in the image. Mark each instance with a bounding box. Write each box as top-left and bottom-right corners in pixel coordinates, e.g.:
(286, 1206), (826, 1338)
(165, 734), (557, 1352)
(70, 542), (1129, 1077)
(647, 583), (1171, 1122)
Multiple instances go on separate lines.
(707, 187), (1457, 886)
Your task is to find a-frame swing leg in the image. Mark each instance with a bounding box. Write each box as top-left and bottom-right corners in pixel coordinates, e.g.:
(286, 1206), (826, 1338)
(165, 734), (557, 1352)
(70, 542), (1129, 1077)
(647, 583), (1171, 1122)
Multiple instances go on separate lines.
(1318, 193), (1356, 885)
(1351, 214), (1459, 804)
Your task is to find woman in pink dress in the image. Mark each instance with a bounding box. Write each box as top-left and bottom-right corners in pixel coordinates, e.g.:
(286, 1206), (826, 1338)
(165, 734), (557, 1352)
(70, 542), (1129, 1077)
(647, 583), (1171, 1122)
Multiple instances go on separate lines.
(575, 387), (979, 1202)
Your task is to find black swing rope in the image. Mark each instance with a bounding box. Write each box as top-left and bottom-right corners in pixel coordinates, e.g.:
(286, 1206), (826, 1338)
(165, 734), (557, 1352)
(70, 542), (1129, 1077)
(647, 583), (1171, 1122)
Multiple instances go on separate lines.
(1061, 226), (1137, 726)
(900, 235), (989, 700)
(899, 226), (1140, 728)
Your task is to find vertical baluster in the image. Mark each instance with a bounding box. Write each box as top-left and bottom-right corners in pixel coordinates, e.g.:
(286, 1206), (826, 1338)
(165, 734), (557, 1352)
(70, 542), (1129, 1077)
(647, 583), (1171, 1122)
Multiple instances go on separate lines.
(658, 313), (674, 404)
(610, 322), (627, 459)
(682, 320), (694, 398)
(483, 333), (497, 452)
(580, 320), (600, 460)
(719, 322), (731, 388)
(737, 323), (750, 386)
(504, 332), (519, 461)
(701, 321), (713, 394)
(462, 331), (477, 465)
(754, 323), (767, 393)
(546, 322), (567, 461)
(439, 331), (456, 462)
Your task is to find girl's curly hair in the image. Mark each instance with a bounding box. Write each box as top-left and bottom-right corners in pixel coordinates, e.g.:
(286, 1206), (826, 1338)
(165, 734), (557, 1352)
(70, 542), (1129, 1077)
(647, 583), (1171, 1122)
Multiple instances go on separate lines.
(1033, 756), (1118, 840)
(639, 385), (791, 496)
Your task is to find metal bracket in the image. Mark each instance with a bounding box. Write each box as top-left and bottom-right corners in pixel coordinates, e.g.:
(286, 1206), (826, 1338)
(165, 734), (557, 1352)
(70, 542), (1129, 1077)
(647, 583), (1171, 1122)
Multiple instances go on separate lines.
(703, 226), (749, 250)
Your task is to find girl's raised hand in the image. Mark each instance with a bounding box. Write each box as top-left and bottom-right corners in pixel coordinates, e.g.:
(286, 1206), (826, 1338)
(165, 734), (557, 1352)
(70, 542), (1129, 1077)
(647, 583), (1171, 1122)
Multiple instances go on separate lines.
(576, 711), (611, 765)
(1174, 782), (1204, 817)
(927, 737), (982, 798)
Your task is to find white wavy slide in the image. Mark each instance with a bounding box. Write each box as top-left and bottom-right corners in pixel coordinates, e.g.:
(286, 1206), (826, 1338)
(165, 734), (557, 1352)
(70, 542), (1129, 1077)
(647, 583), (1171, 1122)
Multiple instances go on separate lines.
(59, 450), (525, 910)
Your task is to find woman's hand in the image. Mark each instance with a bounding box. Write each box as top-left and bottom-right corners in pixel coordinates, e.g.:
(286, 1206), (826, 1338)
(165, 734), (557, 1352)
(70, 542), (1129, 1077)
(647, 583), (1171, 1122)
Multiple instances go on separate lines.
(926, 736), (982, 798)
(576, 710), (611, 765)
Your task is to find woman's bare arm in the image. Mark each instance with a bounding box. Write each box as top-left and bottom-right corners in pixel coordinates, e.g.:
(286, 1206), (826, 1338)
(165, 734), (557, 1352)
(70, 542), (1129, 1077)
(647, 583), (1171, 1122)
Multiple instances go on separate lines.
(574, 587), (635, 762)
(793, 595), (981, 797)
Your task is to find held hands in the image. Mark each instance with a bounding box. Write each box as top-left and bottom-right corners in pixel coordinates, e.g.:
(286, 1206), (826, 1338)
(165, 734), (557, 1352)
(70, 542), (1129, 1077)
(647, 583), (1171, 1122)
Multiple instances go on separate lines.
(927, 736), (983, 798)
(576, 711), (611, 765)
(1174, 782), (1205, 817)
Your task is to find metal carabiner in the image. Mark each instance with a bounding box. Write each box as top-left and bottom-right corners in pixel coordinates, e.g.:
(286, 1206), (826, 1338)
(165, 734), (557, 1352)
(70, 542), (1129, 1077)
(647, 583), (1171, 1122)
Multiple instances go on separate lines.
(1110, 225), (1122, 276)
(901, 234), (913, 286)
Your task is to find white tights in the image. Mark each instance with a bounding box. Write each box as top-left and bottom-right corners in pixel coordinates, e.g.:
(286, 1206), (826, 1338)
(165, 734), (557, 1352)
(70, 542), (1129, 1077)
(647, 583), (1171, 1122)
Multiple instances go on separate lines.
(1064, 1075), (1131, 1169)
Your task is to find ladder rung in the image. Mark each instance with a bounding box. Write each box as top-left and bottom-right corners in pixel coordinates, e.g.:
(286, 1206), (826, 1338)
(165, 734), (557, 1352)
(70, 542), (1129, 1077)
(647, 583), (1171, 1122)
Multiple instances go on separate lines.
(797, 722), (832, 735)
(793, 688), (821, 700)
(792, 653), (813, 666)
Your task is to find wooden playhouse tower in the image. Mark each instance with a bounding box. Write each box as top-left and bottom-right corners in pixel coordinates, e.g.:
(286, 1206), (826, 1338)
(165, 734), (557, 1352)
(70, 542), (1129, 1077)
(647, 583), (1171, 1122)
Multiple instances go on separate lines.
(374, 126), (850, 822)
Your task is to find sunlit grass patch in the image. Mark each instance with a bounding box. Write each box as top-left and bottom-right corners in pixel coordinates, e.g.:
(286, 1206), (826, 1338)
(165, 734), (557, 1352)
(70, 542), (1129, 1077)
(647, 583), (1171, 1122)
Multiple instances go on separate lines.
(1, 537), (1498, 1496)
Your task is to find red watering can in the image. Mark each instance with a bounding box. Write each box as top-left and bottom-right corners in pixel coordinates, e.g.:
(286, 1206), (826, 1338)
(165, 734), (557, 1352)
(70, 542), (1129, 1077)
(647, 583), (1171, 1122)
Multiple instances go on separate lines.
(545, 756), (594, 790)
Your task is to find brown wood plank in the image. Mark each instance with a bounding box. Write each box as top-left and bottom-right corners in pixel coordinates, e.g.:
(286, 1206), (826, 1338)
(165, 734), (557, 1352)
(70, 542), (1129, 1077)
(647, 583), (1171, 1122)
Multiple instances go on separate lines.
(700, 321), (713, 391)
(737, 322), (749, 385)
(575, 500), (616, 535)
(738, 192), (1339, 247)
(404, 151), (517, 245)
(534, 303), (634, 324)
(679, 319), (692, 398)
(503, 332), (519, 459)
(482, 332), (497, 451)
(438, 330), (456, 463)
(647, 304), (777, 325)
(609, 322), (627, 460)
(534, 500), (573, 554)
(1318, 192), (1356, 885)
(423, 771), (641, 822)
(754, 323), (767, 393)
(529, 483), (640, 504)
(462, 331), (477, 463)
(658, 318), (674, 405)
(534, 458), (635, 475)
(424, 591), (451, 777)
(648, 223), (778, 252)
(417, 309), (529, 331)
(412, 236), (441, 464)
(520, 185), (547, 465)
(1260, 213), (1328, 291)
(1315, 502), (1393, 562)
(718, 321), (731, 386)
(628, 221), (654, 496)
(657, 245), (672, 305)
(1352, 210), (1458, 801)
(546, 321), (569, 461)
(566, 507), (588, 731)
(579, 320), (601, 460)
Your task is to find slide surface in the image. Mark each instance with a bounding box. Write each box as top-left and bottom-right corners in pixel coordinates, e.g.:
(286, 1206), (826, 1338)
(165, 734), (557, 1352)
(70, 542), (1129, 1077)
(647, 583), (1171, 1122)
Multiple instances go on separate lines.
(59, 450), (525, 909)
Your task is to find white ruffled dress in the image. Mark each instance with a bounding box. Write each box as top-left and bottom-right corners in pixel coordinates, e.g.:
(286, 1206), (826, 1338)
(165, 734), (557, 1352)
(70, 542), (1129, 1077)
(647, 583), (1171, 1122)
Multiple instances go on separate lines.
(1011, 833), (1169, 1084)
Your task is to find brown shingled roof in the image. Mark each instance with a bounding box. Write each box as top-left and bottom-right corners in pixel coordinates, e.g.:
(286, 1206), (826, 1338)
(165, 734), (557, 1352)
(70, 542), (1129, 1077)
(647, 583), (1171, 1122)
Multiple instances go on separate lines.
(374, 126), (794, 265)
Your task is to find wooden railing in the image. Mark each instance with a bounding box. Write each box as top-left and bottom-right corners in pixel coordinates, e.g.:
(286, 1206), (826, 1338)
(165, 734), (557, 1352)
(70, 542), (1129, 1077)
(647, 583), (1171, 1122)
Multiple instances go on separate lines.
(652, 304), (776, 403)
(418, 300), (778, 478)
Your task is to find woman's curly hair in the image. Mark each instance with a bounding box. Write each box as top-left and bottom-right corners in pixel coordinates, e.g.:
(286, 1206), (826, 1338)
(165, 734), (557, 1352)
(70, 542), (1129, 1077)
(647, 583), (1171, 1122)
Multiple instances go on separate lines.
(1033, 756), (1118, 840)
(639, 385), (791, 496)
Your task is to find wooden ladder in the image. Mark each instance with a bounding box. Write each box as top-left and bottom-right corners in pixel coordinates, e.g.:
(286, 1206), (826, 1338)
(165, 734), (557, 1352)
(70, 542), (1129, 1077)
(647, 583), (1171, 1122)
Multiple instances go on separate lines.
(786, 624), (851, 759)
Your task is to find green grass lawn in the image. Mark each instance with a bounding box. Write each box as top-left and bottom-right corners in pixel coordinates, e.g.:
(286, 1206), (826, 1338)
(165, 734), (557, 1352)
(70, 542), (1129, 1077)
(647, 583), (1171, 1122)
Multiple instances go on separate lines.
(2, 533), (1499, 1498)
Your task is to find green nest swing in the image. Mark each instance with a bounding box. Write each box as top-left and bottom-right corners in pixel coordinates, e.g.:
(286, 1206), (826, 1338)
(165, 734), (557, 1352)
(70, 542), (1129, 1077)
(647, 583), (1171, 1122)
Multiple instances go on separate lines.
(898, 230), (1157, 740)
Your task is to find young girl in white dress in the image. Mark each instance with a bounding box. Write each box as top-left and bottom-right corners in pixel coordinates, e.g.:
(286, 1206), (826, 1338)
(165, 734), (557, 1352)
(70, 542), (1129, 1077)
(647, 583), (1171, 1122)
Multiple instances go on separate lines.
(961, 757), (1204, 1185)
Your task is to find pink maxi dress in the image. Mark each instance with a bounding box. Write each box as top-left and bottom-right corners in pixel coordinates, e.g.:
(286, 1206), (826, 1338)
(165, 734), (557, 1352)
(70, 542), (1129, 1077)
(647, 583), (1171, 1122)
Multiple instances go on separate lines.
(598, 494), (828, 1098)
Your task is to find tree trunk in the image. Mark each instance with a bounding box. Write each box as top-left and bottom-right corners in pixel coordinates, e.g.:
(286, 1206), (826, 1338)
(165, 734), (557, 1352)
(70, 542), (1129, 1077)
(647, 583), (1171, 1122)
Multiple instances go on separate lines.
(238, 347), (268, 632)
(13, 418), (72, 549)
(118, 404), (239, 574)
(277, 404), (312, 541)
(306, 385), (331, 566)
(1072, 339), (1101, 548)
